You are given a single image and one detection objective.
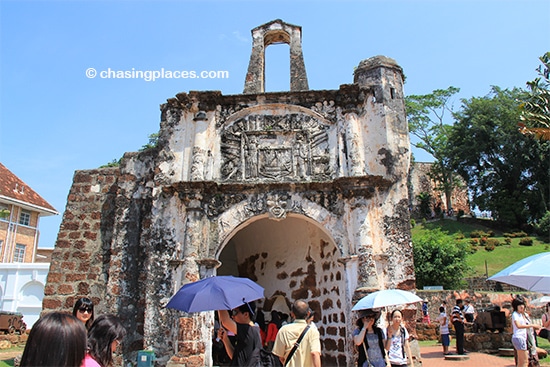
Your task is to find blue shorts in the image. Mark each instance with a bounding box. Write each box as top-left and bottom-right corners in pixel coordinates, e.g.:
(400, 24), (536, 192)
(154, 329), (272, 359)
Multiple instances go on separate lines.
(512, 336), (527, 351)
(441, 334), (450, 346)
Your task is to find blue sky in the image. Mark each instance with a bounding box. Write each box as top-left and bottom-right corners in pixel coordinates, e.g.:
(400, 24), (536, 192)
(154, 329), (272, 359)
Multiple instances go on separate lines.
(1, 0), (549, 249)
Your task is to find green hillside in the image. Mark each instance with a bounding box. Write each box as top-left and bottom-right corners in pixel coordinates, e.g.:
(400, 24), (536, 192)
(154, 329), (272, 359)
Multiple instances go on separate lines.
(411, 219), (550, 277)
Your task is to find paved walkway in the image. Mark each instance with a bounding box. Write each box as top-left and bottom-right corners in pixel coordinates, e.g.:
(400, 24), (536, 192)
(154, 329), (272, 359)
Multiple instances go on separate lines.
(419, 344), (516, 367)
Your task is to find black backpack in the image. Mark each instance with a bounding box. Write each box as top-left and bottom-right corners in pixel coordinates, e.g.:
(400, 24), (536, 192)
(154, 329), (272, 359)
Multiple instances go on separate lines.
(259, 348), (282, 367)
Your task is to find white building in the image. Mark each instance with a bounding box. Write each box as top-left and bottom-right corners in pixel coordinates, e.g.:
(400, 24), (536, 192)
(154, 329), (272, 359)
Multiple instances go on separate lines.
(0, 162), (58, 328)
(0, 263), (50, 327)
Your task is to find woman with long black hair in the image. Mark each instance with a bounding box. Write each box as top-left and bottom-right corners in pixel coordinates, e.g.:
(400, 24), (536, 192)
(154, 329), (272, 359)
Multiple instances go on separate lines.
(511, 296), (541, 367)
(81, 314), (127, 367)
(353, 309), (389, 367)
(20, 312), (87, 367)
(72, 297), (95, 329)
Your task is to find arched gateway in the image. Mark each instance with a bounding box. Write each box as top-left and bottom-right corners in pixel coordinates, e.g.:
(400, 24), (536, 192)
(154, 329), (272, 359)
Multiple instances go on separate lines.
(43, 19), (415, 367)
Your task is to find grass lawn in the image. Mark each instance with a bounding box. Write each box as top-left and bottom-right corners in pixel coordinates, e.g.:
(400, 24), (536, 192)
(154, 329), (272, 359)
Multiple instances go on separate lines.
(412, 218), (550, 277)
(0, 346), (23, 367)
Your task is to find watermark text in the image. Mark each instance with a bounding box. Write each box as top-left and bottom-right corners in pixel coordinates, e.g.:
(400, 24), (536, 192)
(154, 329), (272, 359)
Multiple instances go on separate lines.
(85, 67), (229, 82)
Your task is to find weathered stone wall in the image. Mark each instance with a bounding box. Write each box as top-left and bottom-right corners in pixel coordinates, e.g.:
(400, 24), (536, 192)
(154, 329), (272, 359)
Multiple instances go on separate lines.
(416, 290), (546, 325)
(44, 20), (413, 367)
(0, 333), (27, 349)
(409, 162), (470, 218)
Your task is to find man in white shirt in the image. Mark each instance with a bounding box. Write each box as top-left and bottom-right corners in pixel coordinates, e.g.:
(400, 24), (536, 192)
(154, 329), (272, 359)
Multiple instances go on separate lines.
(272, 300), (321, 367)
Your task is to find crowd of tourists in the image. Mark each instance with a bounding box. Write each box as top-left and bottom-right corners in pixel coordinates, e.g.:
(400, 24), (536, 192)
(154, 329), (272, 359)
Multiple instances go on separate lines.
(17, 294), (550, 367)
(19, 297), (126, 367)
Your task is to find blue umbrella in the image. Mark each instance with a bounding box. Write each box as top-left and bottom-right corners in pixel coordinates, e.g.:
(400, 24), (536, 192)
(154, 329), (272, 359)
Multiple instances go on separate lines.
(488, 252), (550, 293)
(352, 289), (423, 311)
(166, 275), (264, 313)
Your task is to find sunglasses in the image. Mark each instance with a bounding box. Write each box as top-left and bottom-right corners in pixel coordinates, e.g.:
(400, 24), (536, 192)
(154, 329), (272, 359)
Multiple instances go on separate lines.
(78, 307), (92, 313)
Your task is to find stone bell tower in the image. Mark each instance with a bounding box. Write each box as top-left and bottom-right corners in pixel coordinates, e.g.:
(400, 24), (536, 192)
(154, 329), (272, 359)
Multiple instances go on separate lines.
(43, 20), (414, 367)
(244, 19), (308, 93)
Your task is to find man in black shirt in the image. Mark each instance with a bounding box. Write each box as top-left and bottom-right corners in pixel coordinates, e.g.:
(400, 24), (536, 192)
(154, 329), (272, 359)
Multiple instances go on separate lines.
(218, 301), (262, 367)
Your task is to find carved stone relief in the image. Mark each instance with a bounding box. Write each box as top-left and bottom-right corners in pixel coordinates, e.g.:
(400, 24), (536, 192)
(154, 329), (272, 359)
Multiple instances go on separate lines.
(190, 147), (206, 181)
(221, 113), (331, 182)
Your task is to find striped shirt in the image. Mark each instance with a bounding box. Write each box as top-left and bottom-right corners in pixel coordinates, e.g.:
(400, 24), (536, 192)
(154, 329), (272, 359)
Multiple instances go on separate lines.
(451, 305), (464, 323)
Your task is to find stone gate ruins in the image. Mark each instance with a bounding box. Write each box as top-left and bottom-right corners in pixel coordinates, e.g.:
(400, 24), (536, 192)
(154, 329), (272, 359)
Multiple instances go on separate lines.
(43, 19), (415, 366)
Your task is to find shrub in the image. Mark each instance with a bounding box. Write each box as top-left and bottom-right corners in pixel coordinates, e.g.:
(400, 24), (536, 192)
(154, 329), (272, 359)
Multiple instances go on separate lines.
(535, 211), (550, 237)
(504, 231), (528, 238)
(519, 237), (533, 246)
(485, 243), (496, 251)
(504, 238), (512, 245)
(469, 238), (479, 246)
(411, 219), (416, 228)
(455, 232), (465, 240)
(413, 228), (471, 289)
(486, 238), (500, 247)
(486, 230), (495, 237)
(470, 230), (487, 238)
(480, 237), (488, 245)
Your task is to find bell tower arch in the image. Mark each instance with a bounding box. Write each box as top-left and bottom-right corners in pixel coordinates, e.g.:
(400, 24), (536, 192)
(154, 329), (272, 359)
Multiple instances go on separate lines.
(243, 19), (309, 94)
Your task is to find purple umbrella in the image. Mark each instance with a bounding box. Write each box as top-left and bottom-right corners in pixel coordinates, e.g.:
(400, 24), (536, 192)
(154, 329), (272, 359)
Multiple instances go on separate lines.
(166, 275), (264, 313)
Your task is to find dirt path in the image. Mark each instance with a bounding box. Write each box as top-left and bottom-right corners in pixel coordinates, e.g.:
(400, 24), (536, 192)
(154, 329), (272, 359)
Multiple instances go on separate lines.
(0, 349), (23, 362)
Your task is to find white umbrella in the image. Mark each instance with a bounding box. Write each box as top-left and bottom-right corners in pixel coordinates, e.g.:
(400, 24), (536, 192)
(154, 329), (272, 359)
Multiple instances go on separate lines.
(352, 289), (423, 311)
(530, 295), (550, 307)
(488, 252), (550, 293)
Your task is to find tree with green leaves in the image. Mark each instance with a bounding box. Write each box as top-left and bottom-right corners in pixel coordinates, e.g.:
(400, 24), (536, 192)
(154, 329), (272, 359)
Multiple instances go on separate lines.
(519, 52), (550, 140)
(450, 86), (549, 227)
(140, 132), (159, 151)
(406, 87), (462, 213)
(413, 228), (470, 289)
(520, 52), (550, 239)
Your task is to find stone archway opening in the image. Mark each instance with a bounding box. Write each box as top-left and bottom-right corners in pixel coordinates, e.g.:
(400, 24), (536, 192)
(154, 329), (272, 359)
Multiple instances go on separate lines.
(265, 43), (290, 92)
(217, 214), (348, 366)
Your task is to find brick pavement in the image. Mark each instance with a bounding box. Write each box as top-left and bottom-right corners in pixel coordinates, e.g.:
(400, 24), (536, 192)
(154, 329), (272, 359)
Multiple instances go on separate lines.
(419, 344), (516, 367)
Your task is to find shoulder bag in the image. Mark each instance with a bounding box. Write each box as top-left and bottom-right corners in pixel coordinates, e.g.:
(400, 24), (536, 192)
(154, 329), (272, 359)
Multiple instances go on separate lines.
(283, 324), (311, 367)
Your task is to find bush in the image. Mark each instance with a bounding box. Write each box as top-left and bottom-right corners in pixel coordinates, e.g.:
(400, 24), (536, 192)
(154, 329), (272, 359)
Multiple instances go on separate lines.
(485, 243), (496, 251)
(480, 237), (488, 245)
(469, 238), (479, 246)
(535, 211), (550, 237)
(519, 237), (534, 246)
(411, 219), (416, 228)
(470, 230), (487, 238)
(486, 238), (501, 247)
(455, 232), (465, 240)
(504, 238), (512, 245)
(504, 231), (529, 238)
(413, 228), (471, 289)
(486, 230), (495, 237)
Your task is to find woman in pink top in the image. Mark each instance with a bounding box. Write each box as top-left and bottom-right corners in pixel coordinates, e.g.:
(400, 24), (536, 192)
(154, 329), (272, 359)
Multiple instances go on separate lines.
(81, 314), (126, 367)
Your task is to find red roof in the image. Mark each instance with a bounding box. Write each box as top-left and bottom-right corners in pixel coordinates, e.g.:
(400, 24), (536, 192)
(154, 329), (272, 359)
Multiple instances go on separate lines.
(0, 162), (57, 215)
